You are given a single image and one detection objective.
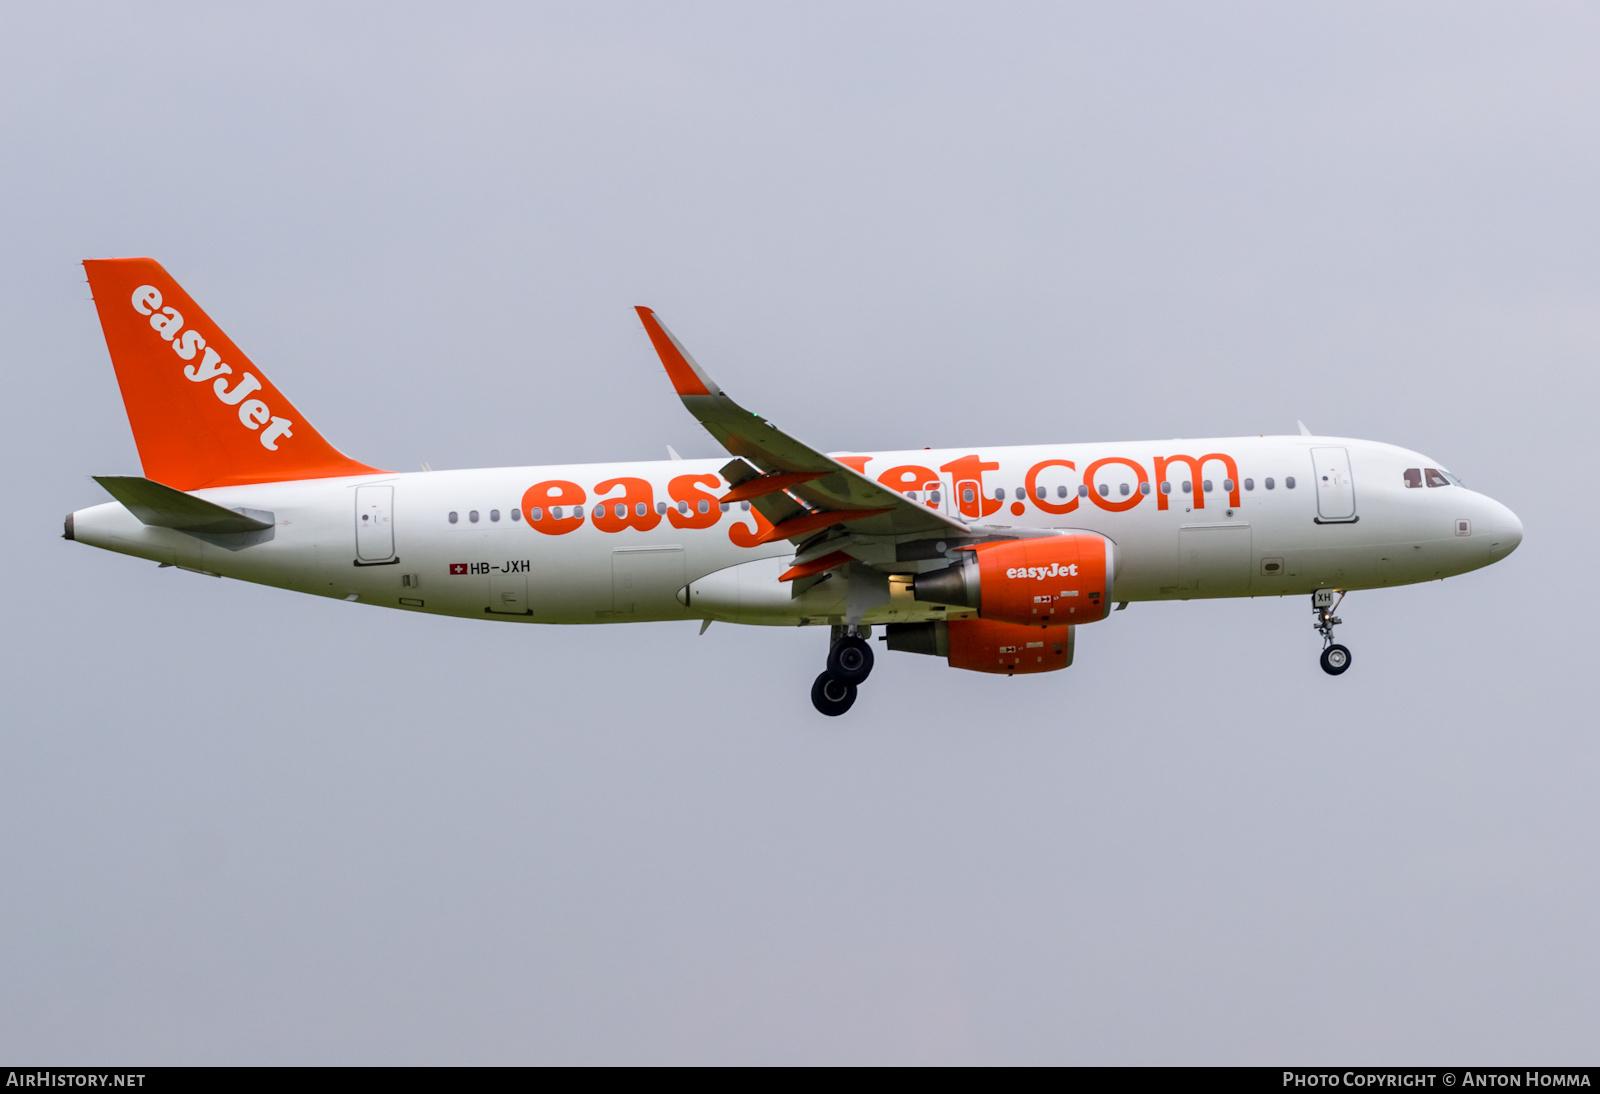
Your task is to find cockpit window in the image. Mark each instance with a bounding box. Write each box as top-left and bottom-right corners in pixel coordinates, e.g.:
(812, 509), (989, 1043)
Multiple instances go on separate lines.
(1403, 468), (1422, 489)
(1425, 468), (1451, 488)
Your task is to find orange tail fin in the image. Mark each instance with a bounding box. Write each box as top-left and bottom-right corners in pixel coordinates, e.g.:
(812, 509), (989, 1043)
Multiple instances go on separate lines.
(83, 258), (382, 490)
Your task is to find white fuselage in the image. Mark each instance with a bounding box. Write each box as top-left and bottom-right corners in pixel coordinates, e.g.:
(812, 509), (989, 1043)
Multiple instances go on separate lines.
(68, 435), (1523, 627)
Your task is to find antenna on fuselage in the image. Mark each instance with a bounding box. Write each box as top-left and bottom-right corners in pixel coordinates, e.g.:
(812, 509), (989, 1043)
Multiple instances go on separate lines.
(1297, 421), (1312, 437)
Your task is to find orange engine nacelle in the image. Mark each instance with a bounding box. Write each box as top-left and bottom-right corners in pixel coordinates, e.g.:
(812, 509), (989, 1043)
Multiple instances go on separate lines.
(911, 532), (1114, 626)
(884, 619), (1075, 675)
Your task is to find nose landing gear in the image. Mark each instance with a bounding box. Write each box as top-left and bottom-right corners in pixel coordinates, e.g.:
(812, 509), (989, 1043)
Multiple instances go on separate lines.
(812, 626), (873, 716)
(1313, 589), (1351, 676)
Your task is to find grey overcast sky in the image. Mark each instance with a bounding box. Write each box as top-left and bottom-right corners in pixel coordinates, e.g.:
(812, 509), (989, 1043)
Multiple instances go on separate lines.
(1, 1), (1595, 1064)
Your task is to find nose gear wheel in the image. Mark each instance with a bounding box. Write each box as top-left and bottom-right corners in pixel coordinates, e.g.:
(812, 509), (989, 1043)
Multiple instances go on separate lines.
(1312, 590), (1351, 676)
(1320, 644), (1351, 674)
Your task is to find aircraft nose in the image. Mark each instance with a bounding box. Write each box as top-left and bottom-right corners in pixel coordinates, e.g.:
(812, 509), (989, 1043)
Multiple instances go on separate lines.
(1484, 497), (1523, 558)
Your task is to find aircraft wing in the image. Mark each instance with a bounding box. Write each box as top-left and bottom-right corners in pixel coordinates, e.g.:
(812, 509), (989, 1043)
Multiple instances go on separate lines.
(635, 307), (969, 547)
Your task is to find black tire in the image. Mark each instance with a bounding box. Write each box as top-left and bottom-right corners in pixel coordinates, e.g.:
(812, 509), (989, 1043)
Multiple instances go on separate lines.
(827, 635), (874, 684)
(811, 671), (857, 716)
(1320, 643), (1352, 676)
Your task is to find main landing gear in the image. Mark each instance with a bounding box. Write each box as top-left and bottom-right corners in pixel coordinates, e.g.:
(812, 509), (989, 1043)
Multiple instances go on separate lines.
(812, 626), (874, 716)
(1313, 589), (1352, 676)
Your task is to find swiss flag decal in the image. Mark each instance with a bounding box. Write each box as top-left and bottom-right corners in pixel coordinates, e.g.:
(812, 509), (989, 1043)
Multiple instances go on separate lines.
(449, 563), (468, 575)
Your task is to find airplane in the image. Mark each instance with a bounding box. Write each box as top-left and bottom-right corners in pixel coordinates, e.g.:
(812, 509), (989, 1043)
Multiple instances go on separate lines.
(64, 258), (1523, 716)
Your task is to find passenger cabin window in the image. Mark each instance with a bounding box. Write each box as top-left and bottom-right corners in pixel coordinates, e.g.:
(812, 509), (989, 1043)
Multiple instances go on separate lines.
(1425, 468), (1451, 488)
(1056, 486), (1068, 498)
(490, 509), (500, 522)
(963, 488), (976, 504)
(1078, 485), (1089, 497)
(448, 511), (458, 524)
(994, 487), (1006, 501)
(1036, 485), (1047, 500)
(1285, 477), (1296, 489)
(1160, 482), (1171, 495)
(530, 507), (544, 521)
(511, 508), (521, 521)
(1243, 478), (1254, 491)
(1182, 481), (1192, 494)
(469, 510), (479, 523)
(1139, 482), (1151, 495)
(1222, 478), (1234, 492)
(1015, 487), (1025, 500)
(1203, 479), (1213, 493)
(1118, 483), (1130, 496)
(1265, 478), (1275, 490)
(1404, 468), (1423, 489)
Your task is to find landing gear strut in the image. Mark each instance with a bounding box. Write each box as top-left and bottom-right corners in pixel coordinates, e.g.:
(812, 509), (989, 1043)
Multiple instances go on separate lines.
(1313, 589), (1351, 676)
(812, 625), (873, 716)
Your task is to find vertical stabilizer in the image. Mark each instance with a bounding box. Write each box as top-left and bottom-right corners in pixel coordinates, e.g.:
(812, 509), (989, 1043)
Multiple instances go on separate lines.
(83, 258), (381, 490)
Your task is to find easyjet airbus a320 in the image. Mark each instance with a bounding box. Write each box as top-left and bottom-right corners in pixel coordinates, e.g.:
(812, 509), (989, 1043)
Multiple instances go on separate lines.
(66, 259), (1523, 715)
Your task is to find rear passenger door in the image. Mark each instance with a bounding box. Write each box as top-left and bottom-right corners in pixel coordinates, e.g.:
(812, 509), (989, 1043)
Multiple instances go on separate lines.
(355, 485), (396, 562)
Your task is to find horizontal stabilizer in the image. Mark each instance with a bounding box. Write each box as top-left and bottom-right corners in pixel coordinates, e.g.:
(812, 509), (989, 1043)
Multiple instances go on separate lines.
(93, 476), (273, 535)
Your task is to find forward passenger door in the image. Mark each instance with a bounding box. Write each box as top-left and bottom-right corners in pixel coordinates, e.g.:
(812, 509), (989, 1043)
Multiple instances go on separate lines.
(1310, 447), (1357, 522)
